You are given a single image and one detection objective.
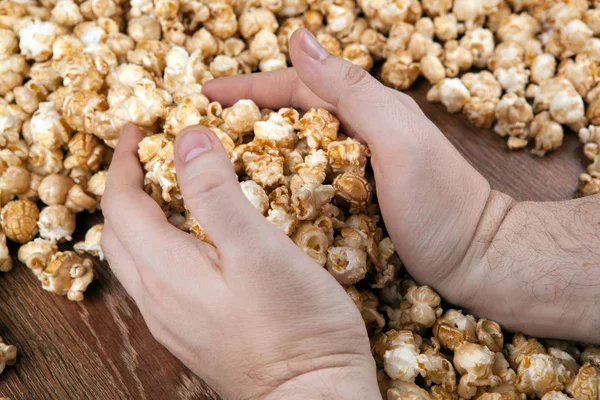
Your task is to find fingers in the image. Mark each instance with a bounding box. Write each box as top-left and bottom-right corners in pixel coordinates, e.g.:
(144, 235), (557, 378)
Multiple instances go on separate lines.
(288, 29), (420, 147)
(202, 68), (331, 111)
(103, 124), (224, 293)
(102, 124), (181, 256)
(174, 125), (278, 252)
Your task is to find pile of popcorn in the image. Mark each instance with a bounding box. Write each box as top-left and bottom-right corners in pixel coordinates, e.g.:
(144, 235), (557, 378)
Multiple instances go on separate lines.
(0, 0), (599, 393)
(140, 99), (600, 400)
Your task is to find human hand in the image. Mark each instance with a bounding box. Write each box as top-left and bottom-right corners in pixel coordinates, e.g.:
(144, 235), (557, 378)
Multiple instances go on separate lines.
(203, 29), (600, 344)
(202, 28), (495, 312)
(101, 124), (381, 399)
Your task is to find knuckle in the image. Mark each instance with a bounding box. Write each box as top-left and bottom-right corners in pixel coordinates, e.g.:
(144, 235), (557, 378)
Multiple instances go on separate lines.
(180, 165), (236, 201)
(341, 62), (369, 88)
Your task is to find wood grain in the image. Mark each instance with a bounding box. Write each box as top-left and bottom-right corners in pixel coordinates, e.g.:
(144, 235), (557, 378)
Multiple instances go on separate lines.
(0, 79), (588, 399)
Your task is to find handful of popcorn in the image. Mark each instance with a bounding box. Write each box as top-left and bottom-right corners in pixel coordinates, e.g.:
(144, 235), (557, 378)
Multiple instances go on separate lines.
(139, 100), (398, 289)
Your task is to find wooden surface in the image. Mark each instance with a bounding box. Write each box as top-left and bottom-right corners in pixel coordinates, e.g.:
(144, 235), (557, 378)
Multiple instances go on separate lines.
(0, 78), (588, 399)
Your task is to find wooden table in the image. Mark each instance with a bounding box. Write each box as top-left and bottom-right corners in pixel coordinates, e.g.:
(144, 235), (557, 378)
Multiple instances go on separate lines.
(0, 79), (588, 399)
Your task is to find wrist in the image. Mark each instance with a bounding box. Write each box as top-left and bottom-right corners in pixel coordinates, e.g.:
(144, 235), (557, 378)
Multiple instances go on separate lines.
(264, 365), (382, 400)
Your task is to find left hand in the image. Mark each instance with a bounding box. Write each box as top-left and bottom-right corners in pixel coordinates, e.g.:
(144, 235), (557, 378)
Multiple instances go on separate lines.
(101, 123), (380, 399)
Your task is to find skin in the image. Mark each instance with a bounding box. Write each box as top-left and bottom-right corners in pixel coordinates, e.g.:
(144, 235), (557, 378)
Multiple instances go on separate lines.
(102, 29), (600, 399)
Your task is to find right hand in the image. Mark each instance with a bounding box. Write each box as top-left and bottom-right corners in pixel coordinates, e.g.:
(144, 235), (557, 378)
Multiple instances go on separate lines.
(203, 28), (498, 310)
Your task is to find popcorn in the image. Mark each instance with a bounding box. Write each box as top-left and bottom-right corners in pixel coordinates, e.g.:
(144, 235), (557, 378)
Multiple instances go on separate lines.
(359, 28), (387, 60)
(209, 54), (239, 77)
(420, 53), (445, 84)
(453, 342), (502, 399)
(127, 15), (162, 42)
(0, 166), (30, 196)
(0, 28), (18, 55)
(560, 19), (593, 57)
(385, 381), (431, 400)
(241, 180), (269, 215)
(433, 309), (477, 351)
(461, 71), (502, 100)
(463, 97), (497, 129)
(267, 186), (298, 235)
(74, 224), (104, 260)
(542, 391), (573, 400)
(27, 143), (64, 176)
(375, 329), (422, 382)
(54, 52), (104, 91)
(507, 333), (546, 370)
(386, 22), (414, 55)
(584, 9), (600, 36)
(476, 319), (504, 353)
(404, 286), (442, 328)
(443, 40), (473, 77)
(1, 199), (39, 243)
(494, 66), (530, 96)
(295, 108), (339, 150)
(243, 140), (285, 189)
(327, 138), (369, 176)
(292, 181), (336, 220)
(529, 111), (564, 156)
(433, 14), (462, 41)
(427, 78), (471, 114)
(417, 339), (457, 393)
(95, 79), (173, 140)
(497, 12), (539, 45)
(494, 93), (534, 145)
(332, 172), (372, 214)
(0, 232), (12, 272)
(239, 8), (278, 39)
(19, 19), (61, 61)
(515, 353), (573, 398)
(407, 32), (442, 62)
(65, 184), (98, 213)
(381, 51), (420, 90)
(204, 2), (238, 39)
(18, 238), (58, 275)
(38, 174), (74, 206)
(460, 27), (495, 68)
(0, 336), (17, 376)
(421, 0), (452, 17)
(37, 204), (76, 242)
(557, 54), (599, 98)
(64, 133), (105, 171)
(163, 101), (204, 139)
(452, 0), (485, 28)
(342, 43), (374, 71)
(548, 82), (586, 131)
(322, 4), (353, 38)
(29, 102), (71, 149)
(0, 54), (29, 97)
(292, 221), (330, 265)
(224, 99), (268, 138)
(530, 53), (557, 84)
(581, 346), (600, 367)
(41, 251), (97, 301)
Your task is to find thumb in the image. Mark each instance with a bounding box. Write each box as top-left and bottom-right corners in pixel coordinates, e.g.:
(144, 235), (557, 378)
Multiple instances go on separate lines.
(288, 29), (422, 146)
(174, 126), (268, 249)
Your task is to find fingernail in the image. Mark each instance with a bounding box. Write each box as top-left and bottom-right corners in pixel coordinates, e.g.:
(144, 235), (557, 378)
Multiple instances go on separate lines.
(300, 29), (329, 61)
(178, 129), (212, 163)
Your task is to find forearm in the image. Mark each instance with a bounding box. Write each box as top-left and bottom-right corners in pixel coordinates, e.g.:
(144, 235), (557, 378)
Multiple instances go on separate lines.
(459, 191), (600, 343)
